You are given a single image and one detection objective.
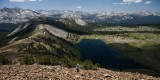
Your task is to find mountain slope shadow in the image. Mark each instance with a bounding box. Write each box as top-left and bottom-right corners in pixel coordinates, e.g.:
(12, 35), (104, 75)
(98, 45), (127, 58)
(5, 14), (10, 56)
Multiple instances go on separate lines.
(76, 39), (146, 70)
(108, 43), (160, 76)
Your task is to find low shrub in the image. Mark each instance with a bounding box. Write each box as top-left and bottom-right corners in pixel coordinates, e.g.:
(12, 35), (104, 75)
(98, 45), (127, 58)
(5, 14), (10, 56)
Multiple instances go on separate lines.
(82, 59), (100, 70)
(0, 54), (10, 65)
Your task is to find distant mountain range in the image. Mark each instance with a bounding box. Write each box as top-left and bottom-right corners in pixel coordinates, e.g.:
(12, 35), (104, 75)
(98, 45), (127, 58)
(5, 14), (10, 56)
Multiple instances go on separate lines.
(0, 7), (160, 25)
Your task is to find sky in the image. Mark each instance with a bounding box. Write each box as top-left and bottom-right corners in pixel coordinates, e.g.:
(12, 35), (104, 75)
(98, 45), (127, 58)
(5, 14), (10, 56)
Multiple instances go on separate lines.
(0, 0), (160, 12)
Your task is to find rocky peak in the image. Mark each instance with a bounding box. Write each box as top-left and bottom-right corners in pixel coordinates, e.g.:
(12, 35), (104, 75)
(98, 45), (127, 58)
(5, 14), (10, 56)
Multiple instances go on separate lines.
(133, 11), (153, 16)
(0, 7), (39, 23)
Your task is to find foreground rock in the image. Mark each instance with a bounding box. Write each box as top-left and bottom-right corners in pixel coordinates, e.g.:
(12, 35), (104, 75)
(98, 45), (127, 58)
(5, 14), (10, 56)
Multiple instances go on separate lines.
(0, 65), (159, 80)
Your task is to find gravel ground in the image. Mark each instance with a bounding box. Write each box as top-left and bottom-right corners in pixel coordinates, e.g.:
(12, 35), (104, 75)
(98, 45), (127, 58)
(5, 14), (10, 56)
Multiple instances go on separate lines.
(0, 65), (159, 80)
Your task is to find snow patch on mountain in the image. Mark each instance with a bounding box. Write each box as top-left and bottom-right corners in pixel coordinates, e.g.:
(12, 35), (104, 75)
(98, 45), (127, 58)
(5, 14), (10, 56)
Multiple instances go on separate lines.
(75, 19), (86, 26)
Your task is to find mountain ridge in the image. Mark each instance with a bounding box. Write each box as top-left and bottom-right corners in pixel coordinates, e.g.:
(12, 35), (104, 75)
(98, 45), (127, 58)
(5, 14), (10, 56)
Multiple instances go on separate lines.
(0, 18), (80, 65)
(0, 7), (160, 24)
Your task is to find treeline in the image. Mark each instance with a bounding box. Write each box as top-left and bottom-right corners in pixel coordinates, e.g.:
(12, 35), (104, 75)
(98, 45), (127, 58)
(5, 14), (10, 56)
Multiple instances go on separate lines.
(0, 53), (99, 70)
(19, 54), (99, 70)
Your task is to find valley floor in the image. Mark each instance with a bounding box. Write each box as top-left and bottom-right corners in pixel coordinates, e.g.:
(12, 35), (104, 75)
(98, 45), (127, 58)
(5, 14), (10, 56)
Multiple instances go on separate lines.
(0, 65), (159, 80)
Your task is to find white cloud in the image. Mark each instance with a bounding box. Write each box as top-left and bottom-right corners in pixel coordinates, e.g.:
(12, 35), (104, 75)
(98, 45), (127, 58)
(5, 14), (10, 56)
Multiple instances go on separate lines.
(29, 0), (37, 1)
(145, 1), (152, 4)
(123, 0), (142, 3)
(76, 6), (82, 9)
(113, 0), (144, 5)
(113, 2), (131, 5)
(10, 0), (25, 2)
(113, 3), (124, 5)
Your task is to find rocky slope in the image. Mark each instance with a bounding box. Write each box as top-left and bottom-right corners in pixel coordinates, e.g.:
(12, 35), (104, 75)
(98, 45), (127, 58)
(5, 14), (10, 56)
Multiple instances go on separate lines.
(0, 65), (159, 80)
(0, 7), (40, 23)
(0, 17), (80, 64)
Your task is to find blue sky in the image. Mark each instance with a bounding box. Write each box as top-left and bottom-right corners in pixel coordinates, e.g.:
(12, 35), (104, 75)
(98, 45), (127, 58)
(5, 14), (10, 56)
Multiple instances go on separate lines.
(0, 0), (160, 12)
